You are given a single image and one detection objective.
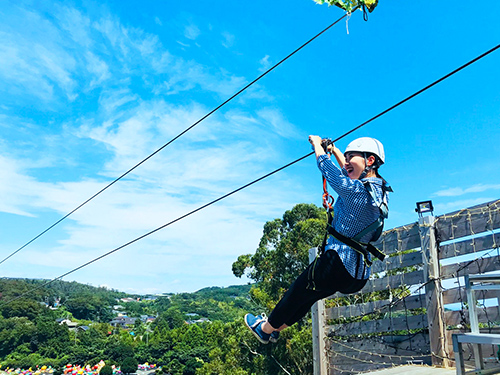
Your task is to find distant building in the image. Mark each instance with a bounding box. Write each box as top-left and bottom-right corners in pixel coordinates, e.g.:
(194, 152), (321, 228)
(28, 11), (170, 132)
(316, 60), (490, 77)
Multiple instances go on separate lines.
(186, 317), (210, 325)
(58, 319), (79, 331)
(119, 297), (139, 303)
(109, 316), (137, 328)
(140, 315), (156, 322)
(112, 305), (126, 315)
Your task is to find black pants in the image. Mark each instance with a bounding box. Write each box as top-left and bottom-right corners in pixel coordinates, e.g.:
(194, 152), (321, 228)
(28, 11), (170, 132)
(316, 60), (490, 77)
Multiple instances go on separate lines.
(267, 250), (367, 328)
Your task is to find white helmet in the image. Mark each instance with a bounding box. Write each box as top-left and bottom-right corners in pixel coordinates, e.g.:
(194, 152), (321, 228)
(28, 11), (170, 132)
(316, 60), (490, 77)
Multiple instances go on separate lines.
(344, 137), (385, 164)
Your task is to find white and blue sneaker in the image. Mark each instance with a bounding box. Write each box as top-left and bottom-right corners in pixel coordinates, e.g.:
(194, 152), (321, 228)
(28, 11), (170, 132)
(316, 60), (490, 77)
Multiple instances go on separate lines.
(244, 313), (271, 344)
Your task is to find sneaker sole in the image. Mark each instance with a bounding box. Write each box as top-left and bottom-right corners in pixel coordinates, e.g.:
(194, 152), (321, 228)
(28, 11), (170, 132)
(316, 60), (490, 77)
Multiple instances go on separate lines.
(244, 314), (269, 344)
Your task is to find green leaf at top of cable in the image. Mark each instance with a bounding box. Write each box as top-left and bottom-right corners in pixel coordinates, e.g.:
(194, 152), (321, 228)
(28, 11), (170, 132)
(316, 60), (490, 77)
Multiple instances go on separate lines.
(313, 0), (378, 13)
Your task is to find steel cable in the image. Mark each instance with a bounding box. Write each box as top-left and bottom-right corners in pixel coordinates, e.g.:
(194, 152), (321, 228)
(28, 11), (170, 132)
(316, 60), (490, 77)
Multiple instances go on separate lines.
(2, 42), (500, 306)
(0, 12), (350, 267)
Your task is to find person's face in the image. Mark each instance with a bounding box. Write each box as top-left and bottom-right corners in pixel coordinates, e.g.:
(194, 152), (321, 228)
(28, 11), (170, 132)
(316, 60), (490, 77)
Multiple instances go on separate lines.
(344, 152), (372, 180)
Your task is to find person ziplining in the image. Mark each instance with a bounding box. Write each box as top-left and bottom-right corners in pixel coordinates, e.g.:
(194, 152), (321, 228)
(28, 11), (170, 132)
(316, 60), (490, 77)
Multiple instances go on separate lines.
(245, 135), (392, 344)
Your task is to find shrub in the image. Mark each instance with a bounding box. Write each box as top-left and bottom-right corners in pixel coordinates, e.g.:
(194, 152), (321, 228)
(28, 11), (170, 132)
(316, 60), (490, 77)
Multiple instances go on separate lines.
(121, 357), (138, 375)
(99, 365), (113, 375)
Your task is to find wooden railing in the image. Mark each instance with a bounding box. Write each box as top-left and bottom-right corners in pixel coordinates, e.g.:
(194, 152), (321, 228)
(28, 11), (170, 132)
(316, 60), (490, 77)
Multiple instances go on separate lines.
(314, 199), (500, 374)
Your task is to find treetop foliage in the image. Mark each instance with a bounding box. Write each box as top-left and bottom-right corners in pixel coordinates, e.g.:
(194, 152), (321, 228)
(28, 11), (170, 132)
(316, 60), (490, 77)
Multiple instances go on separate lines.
(232, 203), (326, 309)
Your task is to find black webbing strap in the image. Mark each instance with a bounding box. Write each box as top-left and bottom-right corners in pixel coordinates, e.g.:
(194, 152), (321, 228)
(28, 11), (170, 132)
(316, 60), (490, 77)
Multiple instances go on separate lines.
(318, 211), (334, 256)
(326, 224), (385, 265)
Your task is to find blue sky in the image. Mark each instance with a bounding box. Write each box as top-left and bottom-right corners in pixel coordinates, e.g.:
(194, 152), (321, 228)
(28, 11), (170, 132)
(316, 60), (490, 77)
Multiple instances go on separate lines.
(1, 0), (500, 294)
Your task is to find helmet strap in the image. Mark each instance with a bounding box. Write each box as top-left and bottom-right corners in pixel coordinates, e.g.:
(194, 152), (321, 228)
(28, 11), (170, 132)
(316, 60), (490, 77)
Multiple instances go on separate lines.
(359, 153), (372, 179)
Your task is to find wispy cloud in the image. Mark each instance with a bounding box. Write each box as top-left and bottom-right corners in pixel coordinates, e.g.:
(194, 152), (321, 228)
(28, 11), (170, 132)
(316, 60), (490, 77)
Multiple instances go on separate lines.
(184, 24), (200, 40)
(221, 31), (235, 48)
(0, 139), (300, 292)
(0, 3), (309, 293)
(0, 92), (304, 294)
(0, 3), (248, 109)
(256, 108), (302, 139)
(434, 184), (500, 197)
(434, 198), (497, 214)
(259, 55), (272, 72)
(151, 52), (247, 96)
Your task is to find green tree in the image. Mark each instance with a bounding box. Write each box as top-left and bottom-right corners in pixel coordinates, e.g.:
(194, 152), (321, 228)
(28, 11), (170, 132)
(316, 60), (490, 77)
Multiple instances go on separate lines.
(99, 365), (113, 375)
(183, 357), (202, 375)
(64, 294), (113, 322)
(0, 299), (43, 320)
(164, 358), (183, 375)
(233, 203), (325, 309)
(154, 308), (185, 330)
(106, 342), (135, 363)
(121, 356), (139, 374)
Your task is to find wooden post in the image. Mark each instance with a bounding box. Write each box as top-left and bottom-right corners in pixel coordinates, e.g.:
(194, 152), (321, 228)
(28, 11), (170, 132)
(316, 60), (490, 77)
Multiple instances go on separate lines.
(310, 247), (328, 375)
(419, 215), (451, 367)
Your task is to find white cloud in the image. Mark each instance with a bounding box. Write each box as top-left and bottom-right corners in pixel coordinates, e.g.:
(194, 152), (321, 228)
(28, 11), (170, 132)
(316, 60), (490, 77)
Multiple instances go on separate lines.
(86, 51), (111, 87)
(184, 24), (200, 40)
(434, 198), (497, 214)
(0, 156), (39, 217)
(0, 6), (85, 103)
(256, 108), (302, 139)
(0, 149), (297, 292)
(0, 3), (253, 110)
(151, 53), (247, 97)
(56, 6), (93, 48)
(221, 32), (235, 48)
(97, 87), (139, 116)
(434, 184), (500, 197)
(259, 55), (272, 72)
(176, 40), (190, 48)
(0, 93), (308, 293)
(0, 3), (312, 294)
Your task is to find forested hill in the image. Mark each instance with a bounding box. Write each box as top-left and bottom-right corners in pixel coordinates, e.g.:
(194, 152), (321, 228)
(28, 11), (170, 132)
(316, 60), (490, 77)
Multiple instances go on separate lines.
(0, 277), (252, 305)
(0, 278), (254, 323)
(0, 278), (264, 372)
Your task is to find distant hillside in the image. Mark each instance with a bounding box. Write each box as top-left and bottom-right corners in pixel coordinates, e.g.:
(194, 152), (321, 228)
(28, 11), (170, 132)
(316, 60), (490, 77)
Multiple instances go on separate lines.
(186, 284), (252, 300)
(0, 278), (255, 323)
(0, 278), (130, 300)
(166, 284), (254, 322)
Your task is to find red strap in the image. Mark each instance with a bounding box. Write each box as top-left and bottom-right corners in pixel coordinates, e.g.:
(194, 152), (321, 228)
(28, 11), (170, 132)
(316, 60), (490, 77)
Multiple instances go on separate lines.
(322, 177), (334, 211)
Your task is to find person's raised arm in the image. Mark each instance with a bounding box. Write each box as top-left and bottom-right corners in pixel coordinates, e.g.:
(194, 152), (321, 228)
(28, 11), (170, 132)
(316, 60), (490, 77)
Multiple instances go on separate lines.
(328, 144), (346, 168)
(309, 135), (326, 158)
(309, 135), (346, 168)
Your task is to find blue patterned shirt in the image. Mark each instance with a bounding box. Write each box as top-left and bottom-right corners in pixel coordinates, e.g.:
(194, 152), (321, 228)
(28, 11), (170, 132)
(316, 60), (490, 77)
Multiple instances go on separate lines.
(317, 154), (388, 280)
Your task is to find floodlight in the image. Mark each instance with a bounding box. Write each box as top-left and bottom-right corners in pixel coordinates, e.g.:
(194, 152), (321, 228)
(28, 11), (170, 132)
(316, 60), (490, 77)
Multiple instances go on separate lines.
(415, 200), (434, 217)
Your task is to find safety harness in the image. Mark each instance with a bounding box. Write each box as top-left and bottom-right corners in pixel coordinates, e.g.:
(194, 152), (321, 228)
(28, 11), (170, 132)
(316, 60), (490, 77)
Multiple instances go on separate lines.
(319, 175), (390, 265)
(307, 175), (390, 290)
(324, 179), (388, 257)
